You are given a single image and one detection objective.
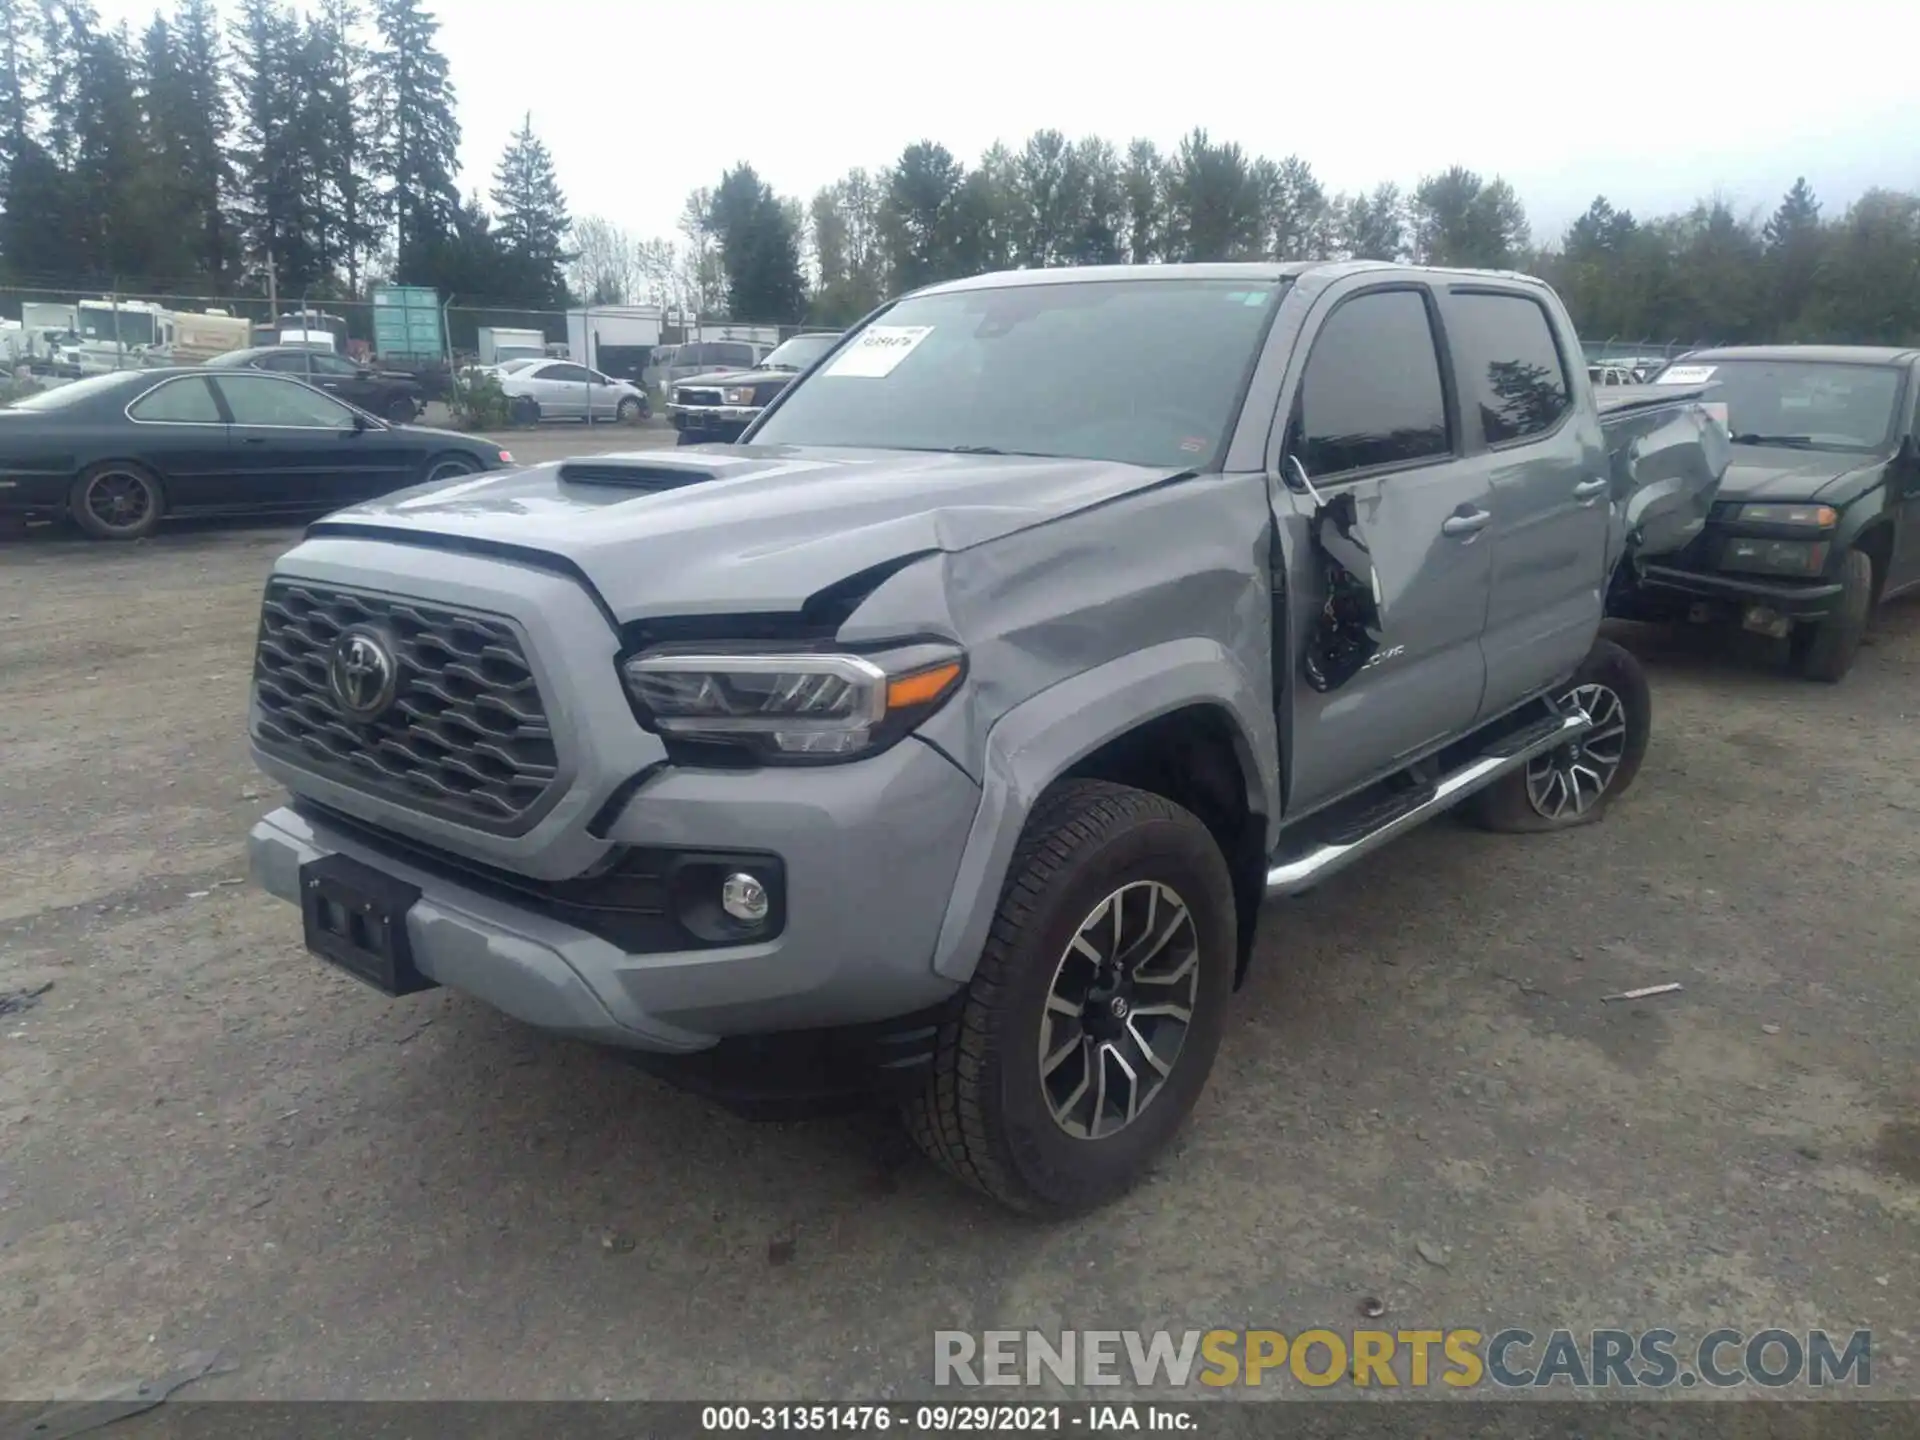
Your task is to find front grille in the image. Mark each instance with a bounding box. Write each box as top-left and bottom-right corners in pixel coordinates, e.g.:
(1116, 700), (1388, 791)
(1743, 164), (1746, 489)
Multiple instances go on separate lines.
(678, 387), (724, 406)
(252, 580), (560, 832)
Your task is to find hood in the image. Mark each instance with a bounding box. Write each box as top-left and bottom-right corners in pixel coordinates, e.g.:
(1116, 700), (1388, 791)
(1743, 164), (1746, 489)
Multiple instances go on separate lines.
(393, 421), (500, 450)
(672, 367), (794, 390)
(1720, 446), (1885, 502)
(309, 444), (1191, 622)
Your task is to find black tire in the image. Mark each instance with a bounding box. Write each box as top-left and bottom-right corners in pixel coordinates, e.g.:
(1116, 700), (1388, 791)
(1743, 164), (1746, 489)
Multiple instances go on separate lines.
(1789, 547), (1872, 683)
(1469, 637), (1652, 833)
(422, 453), (477, 486)
(902, 780), (1236, 1217)
(69, 461), (165, 541)
(385, 395), (417, 424)
(616, 395), (644, 424)
(508, 395), (540, 427)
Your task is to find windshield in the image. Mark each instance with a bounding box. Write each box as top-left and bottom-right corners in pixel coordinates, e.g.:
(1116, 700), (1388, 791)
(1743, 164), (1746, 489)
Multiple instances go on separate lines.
(6, 372), (131, 410)
(753, 279), (1282, 467)
(760, 333), (839, 371)
(1662, 359), (1903, 452)
(77, 306), (156, 348)
(492, 357), (541, 374)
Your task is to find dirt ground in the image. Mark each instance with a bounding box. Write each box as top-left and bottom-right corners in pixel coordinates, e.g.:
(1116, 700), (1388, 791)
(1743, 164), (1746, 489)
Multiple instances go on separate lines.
(2, 497), (1916, 1403)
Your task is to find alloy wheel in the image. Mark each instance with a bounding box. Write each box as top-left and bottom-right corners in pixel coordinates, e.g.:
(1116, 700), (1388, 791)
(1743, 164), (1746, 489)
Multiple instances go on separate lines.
(1525, 682), (1629, 820)
(1038, 880), (1201, 1140)
(84, 470), (153, 533)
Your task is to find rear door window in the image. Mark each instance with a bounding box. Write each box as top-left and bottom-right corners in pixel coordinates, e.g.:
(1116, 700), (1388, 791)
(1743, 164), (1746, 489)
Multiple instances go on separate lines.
(1446, 290), (1573, 445)
(1289, 288), (1452, 478)
(129, 375), (222, 423)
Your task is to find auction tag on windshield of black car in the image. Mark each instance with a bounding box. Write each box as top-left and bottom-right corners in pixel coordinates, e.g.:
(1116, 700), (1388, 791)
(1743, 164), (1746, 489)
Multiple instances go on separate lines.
(1655, 364), (1717, 384)
(823, 325), (934, 378)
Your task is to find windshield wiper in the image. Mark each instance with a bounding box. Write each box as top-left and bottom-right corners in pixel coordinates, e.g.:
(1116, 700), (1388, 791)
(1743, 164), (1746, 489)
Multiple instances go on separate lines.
(1732, 433), (1821, 449)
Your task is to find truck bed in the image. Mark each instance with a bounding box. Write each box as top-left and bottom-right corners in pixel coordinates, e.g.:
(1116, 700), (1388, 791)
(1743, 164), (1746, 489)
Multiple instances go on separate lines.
(1595, 382), (1729, 563)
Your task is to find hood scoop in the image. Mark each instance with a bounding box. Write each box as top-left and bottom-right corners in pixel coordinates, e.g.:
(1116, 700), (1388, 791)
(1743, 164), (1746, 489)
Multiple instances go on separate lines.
(556, 458), (723, 491)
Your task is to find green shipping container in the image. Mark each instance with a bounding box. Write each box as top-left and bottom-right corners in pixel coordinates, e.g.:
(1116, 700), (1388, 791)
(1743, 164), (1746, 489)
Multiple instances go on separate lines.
(372, 285), (444, 360)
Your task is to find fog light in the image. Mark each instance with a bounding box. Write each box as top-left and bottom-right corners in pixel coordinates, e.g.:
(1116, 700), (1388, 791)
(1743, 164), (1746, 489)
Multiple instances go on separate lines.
(721, 872), (770, 924)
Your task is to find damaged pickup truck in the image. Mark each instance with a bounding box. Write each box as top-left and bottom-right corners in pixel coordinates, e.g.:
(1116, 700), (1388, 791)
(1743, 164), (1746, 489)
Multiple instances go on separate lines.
(245, 262), (1729, 1215)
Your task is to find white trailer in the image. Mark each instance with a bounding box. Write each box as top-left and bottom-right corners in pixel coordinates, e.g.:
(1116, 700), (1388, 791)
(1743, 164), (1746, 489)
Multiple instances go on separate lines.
(476, 326), (547, 366)
(566, 305), (664, 375)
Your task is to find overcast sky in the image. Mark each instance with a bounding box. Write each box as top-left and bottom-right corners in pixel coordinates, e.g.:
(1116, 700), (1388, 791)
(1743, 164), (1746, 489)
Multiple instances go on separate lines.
(96, 0), (1920, 247)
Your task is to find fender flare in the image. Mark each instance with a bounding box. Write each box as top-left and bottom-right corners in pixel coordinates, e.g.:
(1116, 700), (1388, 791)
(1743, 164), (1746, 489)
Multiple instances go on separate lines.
(927, 637), (1279, 983)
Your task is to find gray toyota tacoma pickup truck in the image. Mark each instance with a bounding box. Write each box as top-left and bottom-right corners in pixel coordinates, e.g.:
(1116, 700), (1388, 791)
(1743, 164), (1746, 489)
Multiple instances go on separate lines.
(245, 261), (1729, 1215)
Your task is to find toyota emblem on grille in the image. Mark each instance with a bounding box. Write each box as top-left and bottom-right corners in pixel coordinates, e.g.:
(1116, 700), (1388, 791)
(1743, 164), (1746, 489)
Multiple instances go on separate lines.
(328, 628), (399, 720)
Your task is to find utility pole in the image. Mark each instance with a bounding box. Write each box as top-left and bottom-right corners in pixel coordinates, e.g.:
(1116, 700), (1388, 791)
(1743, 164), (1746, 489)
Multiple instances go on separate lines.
(266, 242), (279, 321)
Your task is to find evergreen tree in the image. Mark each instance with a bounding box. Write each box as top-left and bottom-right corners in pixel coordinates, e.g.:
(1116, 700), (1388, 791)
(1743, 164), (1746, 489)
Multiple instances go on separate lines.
(878, 141), (964, 292)
(1342, 184), (1405, 261)
(1120, 139), (1165, 264)
(703, 162), (804, 322)
(0, 0), (36, 173)
(171, 0), (236, 284)
(1762, 177), (1824, 335)
(231, 0), (322, 289)
(370, 0), (459, 277)
(490, 113), (571, 306)
(135, 13), (199, 284)
(309, 0), (378, 294)
(1164, 128), (1261, 262)
(67, 21), (154, 280)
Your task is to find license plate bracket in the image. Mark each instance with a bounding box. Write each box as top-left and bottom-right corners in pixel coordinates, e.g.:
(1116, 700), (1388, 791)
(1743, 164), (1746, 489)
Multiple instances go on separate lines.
(299, 853), (436, 997)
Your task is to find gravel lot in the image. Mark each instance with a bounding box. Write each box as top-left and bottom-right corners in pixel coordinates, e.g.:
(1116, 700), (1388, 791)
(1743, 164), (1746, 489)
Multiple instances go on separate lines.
(2, 492), (1916, 1403)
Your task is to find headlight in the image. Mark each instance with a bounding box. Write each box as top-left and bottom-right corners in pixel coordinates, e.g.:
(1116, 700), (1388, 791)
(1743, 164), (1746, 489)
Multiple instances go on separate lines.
(721, 386), (756, 406)
(1735, 503), (1836, 528)
(619, 645), (965, 762)
(1722, 537), (1829, 576)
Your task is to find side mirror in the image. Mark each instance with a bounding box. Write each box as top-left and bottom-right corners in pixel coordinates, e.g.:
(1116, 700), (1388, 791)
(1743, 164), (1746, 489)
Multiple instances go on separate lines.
(350, 410), (368, 433)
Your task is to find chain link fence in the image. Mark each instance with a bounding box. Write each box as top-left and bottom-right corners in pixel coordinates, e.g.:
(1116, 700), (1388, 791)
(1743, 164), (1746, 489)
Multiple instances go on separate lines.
(1578, 337), (1726, 368)
(0, 285), (823, 407)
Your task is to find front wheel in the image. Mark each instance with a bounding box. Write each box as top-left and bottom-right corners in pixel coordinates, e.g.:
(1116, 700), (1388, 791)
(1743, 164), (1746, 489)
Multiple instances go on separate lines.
(1790, 547), (1873, 683)
(507, 395), (540, 427)
(422, 454), (477, 486)
(69, 462), (165, 541)
(1469, 637), (1651, 833)
(902, 780), (1236, 1216)
(616, 395), (646, 424)
(385, 395), (418, 424)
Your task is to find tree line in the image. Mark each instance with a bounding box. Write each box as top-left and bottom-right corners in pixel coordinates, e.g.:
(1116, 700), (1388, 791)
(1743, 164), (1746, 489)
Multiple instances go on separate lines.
(0, 0), (1914, 348)
(0, 0), (571, 307)
(584, 140), (1919, 348)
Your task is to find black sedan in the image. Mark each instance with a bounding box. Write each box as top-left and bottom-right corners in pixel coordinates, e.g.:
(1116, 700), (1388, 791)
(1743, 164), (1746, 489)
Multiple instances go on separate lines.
(205, 345), (425, 423)
(0, 368), (515, 541)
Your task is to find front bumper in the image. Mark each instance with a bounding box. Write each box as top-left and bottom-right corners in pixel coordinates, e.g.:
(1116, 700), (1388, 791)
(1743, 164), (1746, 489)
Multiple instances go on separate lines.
(1636, 561), (1845, 620)
(248, 733), (980, 1056)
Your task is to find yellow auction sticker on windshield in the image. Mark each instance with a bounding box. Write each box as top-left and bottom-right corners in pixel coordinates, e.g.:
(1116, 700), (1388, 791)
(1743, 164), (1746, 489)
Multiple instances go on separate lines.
(823, 325), (934, 378)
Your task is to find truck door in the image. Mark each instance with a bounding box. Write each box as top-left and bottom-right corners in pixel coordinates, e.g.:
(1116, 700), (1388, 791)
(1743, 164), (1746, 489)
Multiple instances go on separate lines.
(1270, 282), (1493, 815)
(1434, 286), (1610, 713)
(1891, 362), (1920, 594)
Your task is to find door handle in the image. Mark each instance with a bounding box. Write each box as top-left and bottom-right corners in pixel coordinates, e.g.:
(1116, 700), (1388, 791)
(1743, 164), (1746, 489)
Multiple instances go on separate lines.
(1573, 476), (1609, 500)
(1441, 508), (1491, 537)
(242, 436), (267, 445)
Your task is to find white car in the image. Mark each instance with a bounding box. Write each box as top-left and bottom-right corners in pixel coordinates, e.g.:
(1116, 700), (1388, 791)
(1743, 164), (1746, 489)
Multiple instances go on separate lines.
(497, 359), (651, 424)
